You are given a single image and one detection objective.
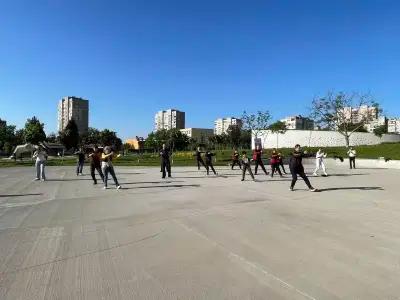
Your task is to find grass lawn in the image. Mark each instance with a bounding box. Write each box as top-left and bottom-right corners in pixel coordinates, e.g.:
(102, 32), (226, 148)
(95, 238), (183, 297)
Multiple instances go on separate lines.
(1, 143), (399, 168)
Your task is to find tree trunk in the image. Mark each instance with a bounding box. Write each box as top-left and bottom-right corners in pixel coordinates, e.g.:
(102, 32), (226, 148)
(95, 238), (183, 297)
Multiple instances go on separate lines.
(345, 135), (350, 148)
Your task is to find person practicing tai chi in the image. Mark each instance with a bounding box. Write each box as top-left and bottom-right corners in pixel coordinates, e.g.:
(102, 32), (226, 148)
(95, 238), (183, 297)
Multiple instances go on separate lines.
(270, 149), (283, 177)
(205, 150), (217, 175)
(231, 149), (242, 170)
(160, 143), (172, 179)
(278, 151), (287, 174)
(33, 146), (48, 181)
(194, 146), (206, 170)
(253, 144), (269, 175)
(101, 146), (121, 190)
(347, 147), (357, 169)
(74, 147), (85, 176)
(313, 148), (328, 176)
(89, 146), (104, 185)
(240, 151), (255, 181)
(289, 144), (317, 192)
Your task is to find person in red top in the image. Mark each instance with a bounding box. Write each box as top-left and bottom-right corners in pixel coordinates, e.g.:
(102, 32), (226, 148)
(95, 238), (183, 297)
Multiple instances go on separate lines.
(270, 149), (283, 177)
(252, 144), (269, 176)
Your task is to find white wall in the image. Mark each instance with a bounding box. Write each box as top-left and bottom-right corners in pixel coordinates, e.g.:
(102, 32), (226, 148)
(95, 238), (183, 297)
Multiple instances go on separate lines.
(252, 130), (400, 149)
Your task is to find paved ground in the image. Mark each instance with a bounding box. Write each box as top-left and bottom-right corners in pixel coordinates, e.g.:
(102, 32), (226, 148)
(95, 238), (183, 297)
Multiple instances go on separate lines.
(0, 164), (399, 300)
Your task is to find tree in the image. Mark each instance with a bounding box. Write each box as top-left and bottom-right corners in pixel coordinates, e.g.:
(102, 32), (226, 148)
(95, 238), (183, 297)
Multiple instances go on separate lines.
(46, 133), (59, 143)
(59, 119), (80, 150)
(80, 127), (101, 146)
(373, 124), (388, 137)
(268, 121), (287, 134)
(0, 118), (16, 151)
(24, 116), (46, 145)
(145, 129), (189, 151)
(242, 110), (272, 146)
(226, 125), (241, 148)
(14, 129), (25, 145)
(268, 121), (287, 149)
(310, 91), (380, 147)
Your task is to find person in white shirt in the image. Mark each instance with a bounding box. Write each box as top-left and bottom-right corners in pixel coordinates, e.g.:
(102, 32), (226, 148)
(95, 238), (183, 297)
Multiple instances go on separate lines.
(347, 147), (357, 169)
(32, 146), (48, 181)
(313, 148), (328, 176)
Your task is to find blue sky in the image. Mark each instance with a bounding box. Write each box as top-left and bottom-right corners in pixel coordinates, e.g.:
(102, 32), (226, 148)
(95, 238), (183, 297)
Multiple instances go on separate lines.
(1, 0), (399, 139)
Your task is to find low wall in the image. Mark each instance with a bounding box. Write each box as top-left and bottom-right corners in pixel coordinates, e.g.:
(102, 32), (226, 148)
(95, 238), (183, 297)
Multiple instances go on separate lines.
(253, 130), (400, 149)
(323, 158), (400, 170)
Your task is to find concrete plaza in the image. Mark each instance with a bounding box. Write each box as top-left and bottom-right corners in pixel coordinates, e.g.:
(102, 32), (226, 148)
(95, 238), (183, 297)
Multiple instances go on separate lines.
(0, 164), (399, 299)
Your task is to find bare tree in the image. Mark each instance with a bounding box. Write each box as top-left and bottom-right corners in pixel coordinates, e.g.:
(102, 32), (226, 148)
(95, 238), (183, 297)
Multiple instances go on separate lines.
(242, 111), (272, 147)
(310, 92), (380, 147)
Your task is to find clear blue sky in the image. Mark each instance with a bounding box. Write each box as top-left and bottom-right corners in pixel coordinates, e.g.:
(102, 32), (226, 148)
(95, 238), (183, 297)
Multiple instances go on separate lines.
(1, 0), (399, 139)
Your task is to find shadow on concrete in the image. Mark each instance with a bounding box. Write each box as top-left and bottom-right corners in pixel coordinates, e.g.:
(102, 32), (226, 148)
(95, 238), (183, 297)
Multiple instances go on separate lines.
(115, 172), (145, 175)
(122, 181), (184, 185)
(121, 184), (200, 190)
(0, 193), (43, 197)
(318, 186), (384, 192)
(320, 173), (369, 177)
(46, 178), (93, 181)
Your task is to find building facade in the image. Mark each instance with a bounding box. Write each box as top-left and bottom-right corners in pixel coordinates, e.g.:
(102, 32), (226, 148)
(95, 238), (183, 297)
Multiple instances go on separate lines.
(58, 96), (89, 134)
(280, 115), (314, 130)
(154, 109), (185, 131)
(214, 117), (243, 135)
(125, 137), (145, 150)
(341, 105), (378, 124)
(365, 116), (387, 133)
(388, 118), (400, 134)
(180, 128), (214, 143)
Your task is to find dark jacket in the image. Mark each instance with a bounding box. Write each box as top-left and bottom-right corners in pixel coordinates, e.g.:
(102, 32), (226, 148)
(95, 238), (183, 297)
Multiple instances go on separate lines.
(205, 151), (215, 163)
(289, 150), (304, 171)
(253, 149), (263, 161)
(194, 150), (203, 160)
(160, 149), (170, 161)
(89, 150), (101, 166)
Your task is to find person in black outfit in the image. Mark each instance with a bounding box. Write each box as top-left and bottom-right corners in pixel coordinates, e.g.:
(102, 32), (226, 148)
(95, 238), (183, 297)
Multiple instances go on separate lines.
(241, 151), (255, 181)
(75, 148), (85, 176)
(88, 146), (104, 185)
(289, 144), (317, 192)
(194, 146), (206, 170)
(205, 150), (217, 175)
(160, 144), (171, 178)
(231, 149), (242, 170)
(253, 145), (269, 175)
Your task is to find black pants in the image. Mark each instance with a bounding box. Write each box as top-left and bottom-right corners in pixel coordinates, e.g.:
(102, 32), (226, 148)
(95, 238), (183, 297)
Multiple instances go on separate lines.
(76, 161), (84, 175)
(102, 165), (119, 187)
(90, 164), (104, 184)
(197, 158), (206, 170)
(290, 167), (313, 189)
(279, 161), (287, 174)
(232, 159), (242, 169)
(206, 161), (217, 175)
(161, 159), (171, 178)
(349, 157), (356, 169)
(242, 164), (254, 180)
(271, 163), (282, 177)
(255, 159), (268, 175)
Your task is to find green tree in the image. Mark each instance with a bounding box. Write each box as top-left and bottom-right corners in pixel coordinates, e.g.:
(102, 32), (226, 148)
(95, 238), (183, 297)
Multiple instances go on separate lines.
(14, 129), (25, 145)
(226, 125), (241, 148)
(0, 118), (16, 151)
(46, 133), (59, 143)
(80, 127), (101, 145)
(268, 121), (287, 133)
(373, 124), (388, 137)
(59, 119), (80, 150)
(24, 116), (46, 145)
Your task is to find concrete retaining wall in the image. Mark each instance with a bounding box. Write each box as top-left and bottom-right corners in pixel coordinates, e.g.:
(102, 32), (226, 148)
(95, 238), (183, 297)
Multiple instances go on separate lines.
(253, 130), (400, 149)
(321, 158), (400, 170)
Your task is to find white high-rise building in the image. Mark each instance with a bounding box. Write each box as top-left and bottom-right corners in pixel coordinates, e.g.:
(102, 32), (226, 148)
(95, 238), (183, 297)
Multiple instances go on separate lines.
(388, 118), (400, 134)
(280, 115), (314, 130)
(154, 109), (185, 131)
(214, 117), (243, 135)
(365, 116), (387, 133)
(341, 105), (378, 124)
(58, 96), (89, 134)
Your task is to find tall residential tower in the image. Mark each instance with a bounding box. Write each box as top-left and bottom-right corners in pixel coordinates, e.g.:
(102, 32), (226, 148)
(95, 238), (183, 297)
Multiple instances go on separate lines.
(58, 96), (89, 134)
(154, 109), (185, 131)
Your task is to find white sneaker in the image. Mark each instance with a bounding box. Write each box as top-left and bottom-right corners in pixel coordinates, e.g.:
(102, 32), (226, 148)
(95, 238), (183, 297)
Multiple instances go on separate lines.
(34, 178), (40, 181)
(103, 186), (107, 190)
(324, 173), (328, 176)
(312, 173), (317, 176)
(309, 188), (318, 192)
(116, 185), (121, 190)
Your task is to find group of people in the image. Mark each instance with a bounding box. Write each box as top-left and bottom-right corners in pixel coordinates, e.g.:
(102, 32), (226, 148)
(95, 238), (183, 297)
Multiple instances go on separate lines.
(32, 143), (359, 192)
